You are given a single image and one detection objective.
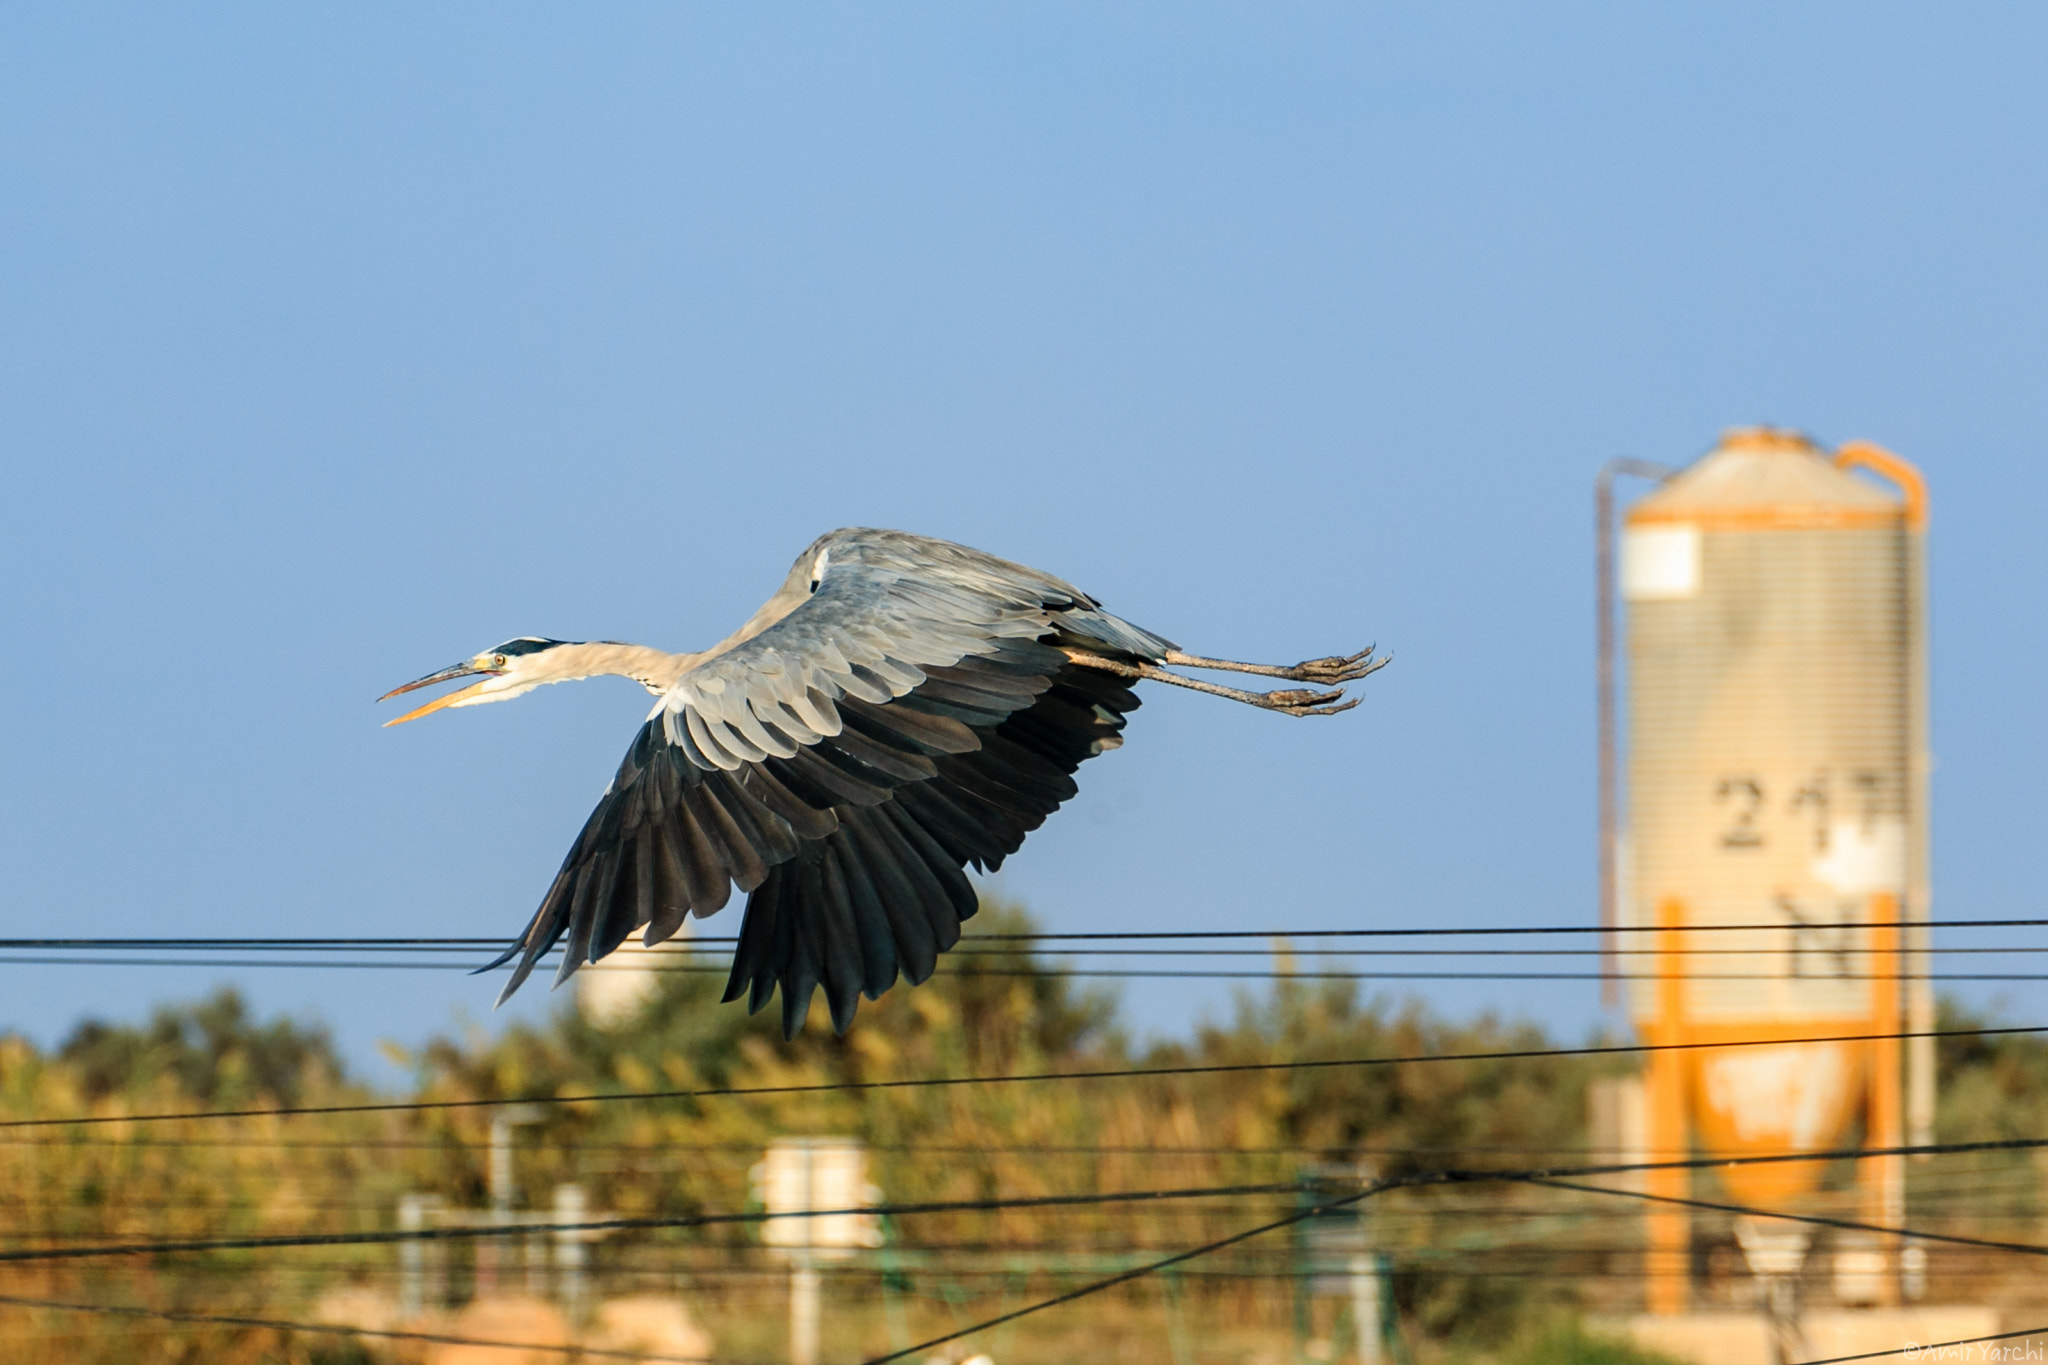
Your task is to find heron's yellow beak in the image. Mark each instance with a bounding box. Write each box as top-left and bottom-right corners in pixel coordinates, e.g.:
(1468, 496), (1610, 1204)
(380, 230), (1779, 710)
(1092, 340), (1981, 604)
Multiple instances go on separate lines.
(377, 661), (498, 726)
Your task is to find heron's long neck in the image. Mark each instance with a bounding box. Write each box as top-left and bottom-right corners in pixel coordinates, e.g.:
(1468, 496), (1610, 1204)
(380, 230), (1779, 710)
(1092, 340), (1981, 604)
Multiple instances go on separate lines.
(552, 642), (702, 695)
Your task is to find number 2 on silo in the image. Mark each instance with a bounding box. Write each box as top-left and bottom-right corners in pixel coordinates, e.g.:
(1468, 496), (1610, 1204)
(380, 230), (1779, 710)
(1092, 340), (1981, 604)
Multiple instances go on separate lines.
(1715, 775), (1765, 849)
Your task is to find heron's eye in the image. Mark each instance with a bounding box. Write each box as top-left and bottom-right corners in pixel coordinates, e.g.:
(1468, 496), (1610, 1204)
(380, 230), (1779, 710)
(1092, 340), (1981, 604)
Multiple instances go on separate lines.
(494, 655), (508, 668)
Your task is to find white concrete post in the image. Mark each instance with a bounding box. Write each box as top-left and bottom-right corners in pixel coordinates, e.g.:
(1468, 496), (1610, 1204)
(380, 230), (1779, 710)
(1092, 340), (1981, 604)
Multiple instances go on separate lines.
(554, 1184), (589, 1325)
(398, 1194), (425, 1319)
(791, 1256), (821, 1365)
(1349, 1253), (1382, 1365)
(481, 1104), (544, 1297)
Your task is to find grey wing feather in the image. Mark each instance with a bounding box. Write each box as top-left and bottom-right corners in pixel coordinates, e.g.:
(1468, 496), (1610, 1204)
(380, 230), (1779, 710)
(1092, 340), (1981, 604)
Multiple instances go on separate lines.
(655, 529), (1173, 773)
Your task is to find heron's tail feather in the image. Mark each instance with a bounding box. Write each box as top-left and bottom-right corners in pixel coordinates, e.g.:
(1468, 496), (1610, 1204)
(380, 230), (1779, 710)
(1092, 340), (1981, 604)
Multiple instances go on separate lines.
(1054, 605), (1176, 661)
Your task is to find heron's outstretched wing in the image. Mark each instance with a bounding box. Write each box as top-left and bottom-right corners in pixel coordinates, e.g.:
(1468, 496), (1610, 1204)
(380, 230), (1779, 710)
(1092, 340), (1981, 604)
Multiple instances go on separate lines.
(491, 529), (1174, 1034)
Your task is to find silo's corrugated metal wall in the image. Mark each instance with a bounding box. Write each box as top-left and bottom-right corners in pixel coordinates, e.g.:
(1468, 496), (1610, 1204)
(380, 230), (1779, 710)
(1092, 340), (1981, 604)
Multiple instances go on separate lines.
(1622, 430), (1914, 1026)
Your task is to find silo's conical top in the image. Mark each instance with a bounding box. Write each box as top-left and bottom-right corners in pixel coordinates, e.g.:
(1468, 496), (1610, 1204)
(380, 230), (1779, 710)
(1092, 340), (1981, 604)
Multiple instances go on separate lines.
(1628, 426), (1906, 529)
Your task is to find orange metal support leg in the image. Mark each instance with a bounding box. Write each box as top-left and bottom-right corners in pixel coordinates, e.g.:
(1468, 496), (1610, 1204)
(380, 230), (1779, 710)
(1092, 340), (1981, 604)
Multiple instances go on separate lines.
(1863, 894), (1904, 1306)
(1646, 896), (1689, 1315)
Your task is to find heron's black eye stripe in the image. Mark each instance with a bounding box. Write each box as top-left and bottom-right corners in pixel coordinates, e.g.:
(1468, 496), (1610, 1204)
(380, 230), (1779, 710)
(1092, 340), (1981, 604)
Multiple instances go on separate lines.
(491, 637), (565, 657)
(809, 580), (820, 593)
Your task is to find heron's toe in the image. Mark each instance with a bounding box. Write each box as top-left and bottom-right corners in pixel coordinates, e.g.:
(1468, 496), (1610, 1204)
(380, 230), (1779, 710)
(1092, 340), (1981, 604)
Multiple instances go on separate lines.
(1292, 647), (1382, 683)
(1265, 686), (1347, 711)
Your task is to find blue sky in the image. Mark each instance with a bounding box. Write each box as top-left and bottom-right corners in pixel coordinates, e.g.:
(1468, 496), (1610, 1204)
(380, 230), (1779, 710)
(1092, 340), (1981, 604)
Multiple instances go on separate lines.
(4, 5), (2046, 1079)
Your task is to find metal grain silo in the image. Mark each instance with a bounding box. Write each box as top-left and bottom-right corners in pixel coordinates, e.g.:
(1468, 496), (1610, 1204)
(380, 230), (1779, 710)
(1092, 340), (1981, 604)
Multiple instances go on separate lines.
(1600, 427), (1930, 1321)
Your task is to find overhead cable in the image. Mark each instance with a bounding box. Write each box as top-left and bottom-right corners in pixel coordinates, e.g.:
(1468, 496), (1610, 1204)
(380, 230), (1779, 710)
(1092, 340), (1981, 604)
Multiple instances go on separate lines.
(6, 1022), (2038, 1132)
(0, 1181), (1300, 1264)
(4, 955), (2041, 983)
(858, 1141), (2048, 1365)
(857, 1180), (1388, 1365)
(2, 914), (2043, 949)
(1795, 1325), (2048, 1365)
(9, 1133), (2048, 1265)
(0, 1290), (711, 1364)
(1513, 1177), (2048, 1261)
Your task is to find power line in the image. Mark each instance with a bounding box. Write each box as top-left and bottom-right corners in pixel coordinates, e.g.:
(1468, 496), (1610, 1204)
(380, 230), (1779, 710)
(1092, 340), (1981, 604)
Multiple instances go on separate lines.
(6, 938), (2045, 957)
(8, 1021), (2038, 1131)
(1796, 1325), (2048, 1365)
(958, 917), (2048, 938)
(28, 1162), (2048, 1236)
(859, 1138), (2048, 1365)
(9, 1134), (2048, 1265)
(13, 956), (2045, 982)
(0, 1289), (714, 1363)
(14, 1143), (2046, 1361)
(0, 1198), (1636, 1228)
(0, 1134), (1694, 1156)
(1504, 1182), (2048, 1365)
(1513, 1177), (2048, 1261)
(858, 1181), (1389, 1365)
(1476, 1179), (2048, 1365)
(0, 915), (2039, 948)
(0, 1181), (1301, 1264)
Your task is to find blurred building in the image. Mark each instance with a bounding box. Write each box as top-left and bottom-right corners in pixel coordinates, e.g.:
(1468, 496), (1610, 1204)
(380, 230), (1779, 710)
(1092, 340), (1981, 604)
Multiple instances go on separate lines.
(576, 930), (682, 1027)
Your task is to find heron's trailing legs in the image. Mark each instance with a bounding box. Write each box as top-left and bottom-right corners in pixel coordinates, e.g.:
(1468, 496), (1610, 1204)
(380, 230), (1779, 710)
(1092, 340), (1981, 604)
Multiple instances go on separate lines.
(1064, 647), (1385, 717)
(1162, 645), (1386, 686)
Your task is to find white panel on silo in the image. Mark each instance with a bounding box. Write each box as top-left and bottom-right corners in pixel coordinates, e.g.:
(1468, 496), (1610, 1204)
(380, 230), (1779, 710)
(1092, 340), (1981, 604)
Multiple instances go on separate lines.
(1621, 525), (1701, 601)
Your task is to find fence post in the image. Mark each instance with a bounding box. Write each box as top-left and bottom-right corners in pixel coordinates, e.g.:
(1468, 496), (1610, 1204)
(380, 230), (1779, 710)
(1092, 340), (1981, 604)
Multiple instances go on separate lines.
(399, 1194), (425, 1319)
(554, 1184), (589, 1326)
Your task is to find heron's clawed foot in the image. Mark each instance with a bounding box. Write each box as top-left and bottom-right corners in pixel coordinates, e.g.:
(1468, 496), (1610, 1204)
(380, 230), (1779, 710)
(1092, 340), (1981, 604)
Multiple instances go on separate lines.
(1286, 647), (1387, 685)
(1257, 686), (1362, 716)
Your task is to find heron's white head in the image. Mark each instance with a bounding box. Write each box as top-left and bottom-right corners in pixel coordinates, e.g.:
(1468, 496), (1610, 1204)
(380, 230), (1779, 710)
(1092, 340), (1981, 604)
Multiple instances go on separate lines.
(377, 637), (575, 725)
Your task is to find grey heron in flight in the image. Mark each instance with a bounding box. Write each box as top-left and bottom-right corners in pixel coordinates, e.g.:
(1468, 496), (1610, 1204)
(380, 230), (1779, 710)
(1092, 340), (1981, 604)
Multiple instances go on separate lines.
(381, 528), (1384, 1036)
